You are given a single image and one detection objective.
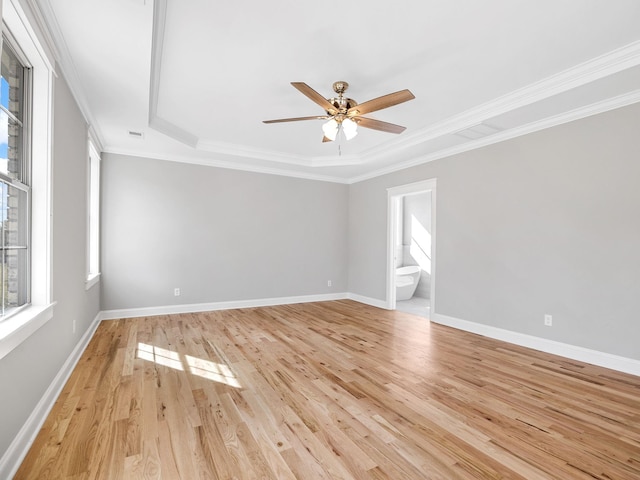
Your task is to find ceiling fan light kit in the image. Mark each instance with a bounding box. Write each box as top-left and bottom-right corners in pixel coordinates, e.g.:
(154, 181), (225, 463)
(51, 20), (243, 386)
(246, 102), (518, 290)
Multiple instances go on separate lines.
(264, 81), (415, 143)
(322, 117), (358, 141)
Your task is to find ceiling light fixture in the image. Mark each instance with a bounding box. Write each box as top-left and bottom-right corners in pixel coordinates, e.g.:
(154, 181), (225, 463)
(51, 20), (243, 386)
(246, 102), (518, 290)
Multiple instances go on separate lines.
(322, 116), (358, 142)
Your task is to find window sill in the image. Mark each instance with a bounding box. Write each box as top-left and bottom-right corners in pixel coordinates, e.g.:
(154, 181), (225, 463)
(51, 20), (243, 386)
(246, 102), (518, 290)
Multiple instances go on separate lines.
(0, 302), (56, 361)
(85, 273), (101, 290)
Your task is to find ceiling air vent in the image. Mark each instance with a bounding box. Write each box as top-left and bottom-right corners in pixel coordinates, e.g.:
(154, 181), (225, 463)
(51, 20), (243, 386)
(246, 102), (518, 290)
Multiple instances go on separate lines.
(454, 123), (502, 140)
(128, 130), (144, 139)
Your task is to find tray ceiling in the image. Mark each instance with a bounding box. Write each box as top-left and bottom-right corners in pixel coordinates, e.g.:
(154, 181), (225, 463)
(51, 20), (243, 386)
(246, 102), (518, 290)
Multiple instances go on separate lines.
(39, 0), (640, 182)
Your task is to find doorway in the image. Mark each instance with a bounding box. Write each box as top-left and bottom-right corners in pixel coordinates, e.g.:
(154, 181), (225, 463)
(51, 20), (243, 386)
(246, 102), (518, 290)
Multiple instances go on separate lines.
(387, 179), (436, 317)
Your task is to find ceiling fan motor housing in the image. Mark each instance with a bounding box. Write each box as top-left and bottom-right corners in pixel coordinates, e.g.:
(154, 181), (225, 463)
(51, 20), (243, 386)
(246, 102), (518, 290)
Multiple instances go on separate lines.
(329, 81), (357, 117)
(328, 97), (357, 115)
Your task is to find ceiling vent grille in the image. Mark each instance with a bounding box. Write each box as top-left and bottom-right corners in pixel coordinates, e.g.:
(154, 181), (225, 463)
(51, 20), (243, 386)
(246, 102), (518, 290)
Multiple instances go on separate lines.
(454, 123), (502, 140)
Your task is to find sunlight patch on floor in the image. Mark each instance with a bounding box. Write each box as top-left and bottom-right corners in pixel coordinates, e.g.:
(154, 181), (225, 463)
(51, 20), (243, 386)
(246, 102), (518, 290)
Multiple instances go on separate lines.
(136, 342), (241, 388)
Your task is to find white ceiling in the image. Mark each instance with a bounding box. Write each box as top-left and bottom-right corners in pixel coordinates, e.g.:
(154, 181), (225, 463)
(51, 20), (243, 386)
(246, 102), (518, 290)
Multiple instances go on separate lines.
(37, 0), (640, 183)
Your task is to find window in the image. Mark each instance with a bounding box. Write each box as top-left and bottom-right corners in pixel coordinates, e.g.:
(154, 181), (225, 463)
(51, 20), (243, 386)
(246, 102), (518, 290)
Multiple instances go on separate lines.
(0, 36), (30, 319)
(0, 0), (54, 361)
(87, 140), (100, 287)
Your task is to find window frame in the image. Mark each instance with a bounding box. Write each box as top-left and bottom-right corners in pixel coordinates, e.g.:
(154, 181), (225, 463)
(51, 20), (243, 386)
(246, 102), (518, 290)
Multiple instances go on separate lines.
(86, 138), (100, 289)
(0, 0), (55, 361)
(0, 30), (32, 318)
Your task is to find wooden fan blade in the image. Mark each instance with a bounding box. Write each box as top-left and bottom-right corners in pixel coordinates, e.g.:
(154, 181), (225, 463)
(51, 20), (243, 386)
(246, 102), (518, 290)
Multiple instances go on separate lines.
(322, 135), (332, 143)
(291, 82), (338, 115)
(263, 115), (329, 124)
(347, 89), (415, 116)
(356, 117), (406, 134)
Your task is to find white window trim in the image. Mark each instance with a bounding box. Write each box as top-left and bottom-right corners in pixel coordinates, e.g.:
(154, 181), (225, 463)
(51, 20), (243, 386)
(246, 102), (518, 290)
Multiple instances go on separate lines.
(85, 138), (100, 290)
(0, 302), (55, 359)
(0, 0), (55, 360)
(85, 272), (100, 290)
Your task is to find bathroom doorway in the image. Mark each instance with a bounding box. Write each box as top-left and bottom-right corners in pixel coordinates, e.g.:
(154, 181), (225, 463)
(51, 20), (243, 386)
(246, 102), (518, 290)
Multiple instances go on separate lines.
(387, 179), (436, 318)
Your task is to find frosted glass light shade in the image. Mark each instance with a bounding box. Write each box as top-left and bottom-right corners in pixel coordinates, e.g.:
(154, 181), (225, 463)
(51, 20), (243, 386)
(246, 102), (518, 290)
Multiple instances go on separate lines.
(342, 118), (358, 140)
(322, 118), (339, 141)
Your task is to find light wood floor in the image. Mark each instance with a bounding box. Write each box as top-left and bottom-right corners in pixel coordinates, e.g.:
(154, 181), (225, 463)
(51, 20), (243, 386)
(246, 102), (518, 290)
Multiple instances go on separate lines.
(15, 300), (640, 479)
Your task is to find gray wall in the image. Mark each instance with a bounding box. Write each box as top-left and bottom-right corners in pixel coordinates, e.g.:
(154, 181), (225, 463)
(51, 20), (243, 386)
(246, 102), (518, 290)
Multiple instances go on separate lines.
(0, 74), (101, 456)
(101, 155), (348, 310)
(348, 102), (640, 360)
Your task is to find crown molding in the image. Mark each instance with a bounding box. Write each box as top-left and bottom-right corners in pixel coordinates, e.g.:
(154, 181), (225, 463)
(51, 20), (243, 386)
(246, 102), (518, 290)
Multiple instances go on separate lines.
(356, 40), (640, 165)
(197, 139), (314, 166)
(33, 0), (105, 151)
(140, 88), (640, 186)
(101, 146), (350, 184)
(197, 139), (363, 167)
(117, 89), (640, 186)
(348, 89), (640, 184)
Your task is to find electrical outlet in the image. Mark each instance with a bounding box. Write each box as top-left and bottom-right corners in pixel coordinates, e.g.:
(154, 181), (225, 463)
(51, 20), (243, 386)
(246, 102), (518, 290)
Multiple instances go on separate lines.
(544, 314), (553, 326)
(174, 288), (181, 296)
(72, 319), (76, 334)
(327, 280), (332, 287)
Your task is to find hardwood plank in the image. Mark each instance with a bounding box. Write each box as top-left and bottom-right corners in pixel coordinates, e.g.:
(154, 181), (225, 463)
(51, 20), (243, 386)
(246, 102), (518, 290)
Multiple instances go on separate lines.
(14, 300), (640, 479)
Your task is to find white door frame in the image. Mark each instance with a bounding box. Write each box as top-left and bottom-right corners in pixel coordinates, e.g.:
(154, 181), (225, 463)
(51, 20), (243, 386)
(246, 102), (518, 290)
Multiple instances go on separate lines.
(386, 178), (437, 311)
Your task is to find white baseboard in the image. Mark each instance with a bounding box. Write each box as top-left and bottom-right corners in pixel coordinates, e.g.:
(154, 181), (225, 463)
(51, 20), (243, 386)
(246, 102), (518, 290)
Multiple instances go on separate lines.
(99, 293), (349, 320)
(432, 313), (640, 377)
(346, 293), (390, 310)
(0, 311), (102, 480)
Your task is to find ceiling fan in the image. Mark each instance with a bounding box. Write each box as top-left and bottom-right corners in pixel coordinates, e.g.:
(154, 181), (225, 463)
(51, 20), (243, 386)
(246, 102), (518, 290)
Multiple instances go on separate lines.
(263, 81), (415, 142)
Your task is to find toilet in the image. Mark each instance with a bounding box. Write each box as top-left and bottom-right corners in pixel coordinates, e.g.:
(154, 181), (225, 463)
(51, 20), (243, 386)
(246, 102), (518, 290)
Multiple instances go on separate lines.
(395, 265), (421, 300)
